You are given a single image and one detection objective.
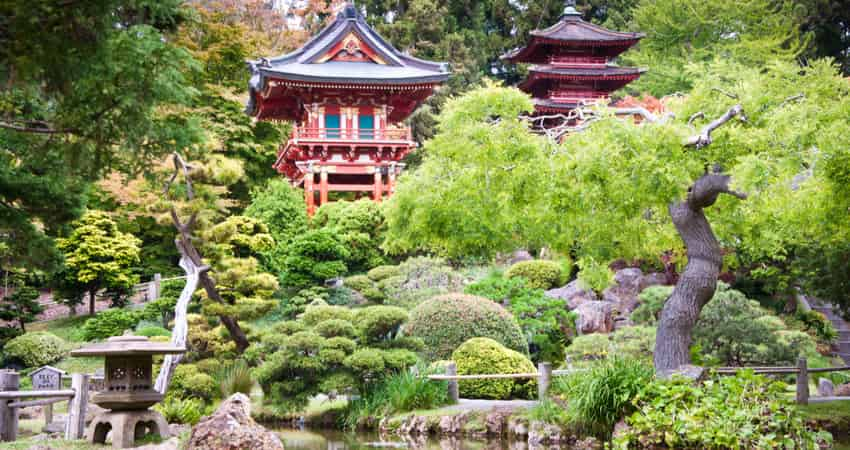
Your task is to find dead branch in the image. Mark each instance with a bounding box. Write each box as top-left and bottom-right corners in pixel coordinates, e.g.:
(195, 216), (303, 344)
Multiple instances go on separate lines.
(0, 120), (76, 134)
(684, 104), (746, 148)
(778, 93), (805, 109)
(711, 88), (738, 100)
(687, 112), (705, 128)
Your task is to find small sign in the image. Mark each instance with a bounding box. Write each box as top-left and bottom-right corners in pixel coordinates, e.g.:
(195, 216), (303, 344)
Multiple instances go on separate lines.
(30, 366), (65, 390)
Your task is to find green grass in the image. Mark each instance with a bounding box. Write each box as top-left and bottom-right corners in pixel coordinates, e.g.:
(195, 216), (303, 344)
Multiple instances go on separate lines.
(798, 400), (850, 431)
(0, 437), (109, 449)
(28, 315), (91, 342)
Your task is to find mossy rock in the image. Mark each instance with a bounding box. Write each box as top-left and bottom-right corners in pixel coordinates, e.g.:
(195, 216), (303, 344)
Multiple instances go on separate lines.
(452, 338), (536, 400)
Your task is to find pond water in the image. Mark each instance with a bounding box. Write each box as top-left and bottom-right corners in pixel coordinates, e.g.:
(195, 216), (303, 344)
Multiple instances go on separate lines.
(276, 428), (524, 450)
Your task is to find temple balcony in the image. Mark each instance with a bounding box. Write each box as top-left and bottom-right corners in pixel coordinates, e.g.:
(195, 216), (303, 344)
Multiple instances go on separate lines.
(549, 55), (607, 67)
(291, 127), (413, 145)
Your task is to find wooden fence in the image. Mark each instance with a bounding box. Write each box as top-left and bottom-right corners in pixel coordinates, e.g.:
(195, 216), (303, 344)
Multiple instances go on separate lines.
(429, 358), (850, 406)
(0, 370), (88, 442)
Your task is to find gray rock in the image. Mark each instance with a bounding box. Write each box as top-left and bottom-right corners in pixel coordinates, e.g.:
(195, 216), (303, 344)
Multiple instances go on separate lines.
(819, 378), (835, 397)
(657, 364), (706, 381)
(602, 268), (645, 314)
(574, 301), (614, 335)
(135, 437), (180, 450)
(545, 279), (598, 309)
(187, 393), (283, 450)
(508, 250), (534, 266)
(640, 272), (668, 290)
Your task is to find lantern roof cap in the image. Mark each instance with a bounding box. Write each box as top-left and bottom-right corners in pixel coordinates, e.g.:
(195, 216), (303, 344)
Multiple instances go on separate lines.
(70, 333), (185, 357)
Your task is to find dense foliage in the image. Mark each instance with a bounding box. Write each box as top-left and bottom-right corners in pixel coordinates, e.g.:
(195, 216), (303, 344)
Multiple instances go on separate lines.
(404, 293), (527, 361)
(343, 367), (450, 429)
(253, 303), (420, 413)
(3, 332), (66, 368)
(82, 308), (142, 341)
(615, 372), (831, 449)
(504, 260), (565, 290)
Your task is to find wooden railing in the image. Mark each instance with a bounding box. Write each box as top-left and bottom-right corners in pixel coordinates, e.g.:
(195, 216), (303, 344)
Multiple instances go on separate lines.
(293, 127), (412, 141)
(430, 357), (850, 406)
(550, 55), (607, 66)
(0, 370), (89, 442)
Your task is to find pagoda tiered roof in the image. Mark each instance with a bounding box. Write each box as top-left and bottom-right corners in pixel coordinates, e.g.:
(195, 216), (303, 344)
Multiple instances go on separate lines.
(246, 3), (449, 121)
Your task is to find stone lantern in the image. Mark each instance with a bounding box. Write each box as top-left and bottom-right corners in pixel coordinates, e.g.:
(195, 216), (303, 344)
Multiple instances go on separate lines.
(70, 333), (185, 448)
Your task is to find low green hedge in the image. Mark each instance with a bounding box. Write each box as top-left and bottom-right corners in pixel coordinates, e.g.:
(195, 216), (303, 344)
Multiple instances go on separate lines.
(4, 332), (67, 367)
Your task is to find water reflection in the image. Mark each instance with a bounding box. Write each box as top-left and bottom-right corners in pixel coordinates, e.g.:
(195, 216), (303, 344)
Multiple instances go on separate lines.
(277, 428), (540, 450)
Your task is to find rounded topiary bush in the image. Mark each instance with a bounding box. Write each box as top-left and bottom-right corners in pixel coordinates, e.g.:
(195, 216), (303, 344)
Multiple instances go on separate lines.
(405, 293), (527, 360)
(4, 332), (67, 367)
(82, 308), (141, 340)
(504, 260), (564, 290)
(452, 337), (536, 400)
(344, 274), (374, 293)
(169, 364), (218, 402)
(367, 265), (402, 282)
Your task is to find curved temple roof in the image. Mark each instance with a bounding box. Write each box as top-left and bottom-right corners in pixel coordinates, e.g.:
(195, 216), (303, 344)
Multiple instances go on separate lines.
(246, 3), (449, 117)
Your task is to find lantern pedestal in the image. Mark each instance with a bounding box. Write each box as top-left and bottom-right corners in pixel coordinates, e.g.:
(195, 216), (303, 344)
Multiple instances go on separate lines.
(70, 334), (186, 449)
(88, 410), (170, 448)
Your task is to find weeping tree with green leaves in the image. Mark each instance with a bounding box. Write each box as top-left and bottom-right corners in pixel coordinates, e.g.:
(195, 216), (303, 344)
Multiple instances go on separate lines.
(386, 58), (850, 372)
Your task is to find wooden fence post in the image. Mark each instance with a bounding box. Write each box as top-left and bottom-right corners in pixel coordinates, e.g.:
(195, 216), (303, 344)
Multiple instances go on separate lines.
(65, 374), (89, 440)
(147, 273), (162, 301)
(796, 357), (809, 405)
(446, 362), (459, 404)
(0, 370), (20, 442)
(538, 362), (552, 401)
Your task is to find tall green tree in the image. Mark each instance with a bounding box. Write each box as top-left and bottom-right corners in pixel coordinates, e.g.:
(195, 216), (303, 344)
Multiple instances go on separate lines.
(0, 285), (43, 332)
(386, 58), (850, 372)
(57, 211), (142, 315)
(0, 0), (201, 275)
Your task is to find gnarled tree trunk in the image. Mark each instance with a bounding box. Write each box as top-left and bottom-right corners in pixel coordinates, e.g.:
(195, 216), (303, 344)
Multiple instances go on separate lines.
(653, 104), (748, 374)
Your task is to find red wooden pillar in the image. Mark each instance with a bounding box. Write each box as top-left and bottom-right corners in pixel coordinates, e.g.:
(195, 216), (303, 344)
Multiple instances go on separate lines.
(319, 168), (329, 207)
(373, 168), (383, 202)
(305, 172), (315, 216)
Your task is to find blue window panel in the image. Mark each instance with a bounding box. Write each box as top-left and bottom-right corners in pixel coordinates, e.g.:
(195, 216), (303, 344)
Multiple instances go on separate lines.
(359, 114), (374, 139)
(325, 114), (340, 138)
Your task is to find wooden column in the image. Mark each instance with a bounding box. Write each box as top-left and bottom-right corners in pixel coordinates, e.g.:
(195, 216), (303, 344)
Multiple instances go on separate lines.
(64, 373), (88, 440)
(319, 168), (329, 207)
(304, 171), (315, 216)
(796, 357), (809, 405)
(387, 163), (396, 198)
(0, 370), (19, 442)
(445, 362), (459, 404)
(538, 362), (552, 401)
(373, 168), (383, 202)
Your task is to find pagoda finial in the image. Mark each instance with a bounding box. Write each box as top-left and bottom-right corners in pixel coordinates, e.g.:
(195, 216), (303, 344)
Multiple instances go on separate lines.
(563, 0), (581, 17)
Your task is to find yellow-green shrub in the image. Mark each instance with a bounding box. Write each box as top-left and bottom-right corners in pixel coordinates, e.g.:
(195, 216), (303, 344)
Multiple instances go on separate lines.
(3, 332), (66, 367)
(452, 337), (536, 400)
(367, 265), (402, 282)
(505, 260), (564, 290)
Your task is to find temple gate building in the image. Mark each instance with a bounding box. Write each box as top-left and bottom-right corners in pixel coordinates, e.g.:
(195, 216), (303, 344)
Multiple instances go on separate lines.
(502, 1), (645, 125)
(246, 3), (449, 214)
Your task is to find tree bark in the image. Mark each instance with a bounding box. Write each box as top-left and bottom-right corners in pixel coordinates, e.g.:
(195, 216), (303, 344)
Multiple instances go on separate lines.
(88, 290), (95, 316)
(653, 171), (747, 373)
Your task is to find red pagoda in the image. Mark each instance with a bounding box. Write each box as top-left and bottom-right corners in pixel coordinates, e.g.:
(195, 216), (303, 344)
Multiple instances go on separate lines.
(502, 0), (644, 119)
(246, 3), (449, 215)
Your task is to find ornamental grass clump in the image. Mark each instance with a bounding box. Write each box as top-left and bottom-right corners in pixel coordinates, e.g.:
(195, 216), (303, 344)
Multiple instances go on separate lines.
(405, 293), (527, 360)
(551, 357), (653, 436)
(614, 371), (832, 449)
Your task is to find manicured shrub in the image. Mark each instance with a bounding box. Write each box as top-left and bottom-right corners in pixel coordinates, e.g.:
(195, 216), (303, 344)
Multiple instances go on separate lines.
(360, 286), (386, 304)
(135, 320), (171, 338)
(314, 319), (357, 339)
(314, 199), (387, 273)
(367, 265), (402, 282)
(281, 228), (349, 289)
(344, 275), (374, 293)
(382, 257), (464, 309)
(355, 306), (408, 344)
(300, 304), (355, 326)
(466, 274), (576, 363)
(169, 364), (218, 402)
(82, 308), (141, 340)
(551, 358), (653, 435)
(3, 332), (66, 367)
(504, 260), (564, 290)
(614, 372), (830, 449)
(452, 337), (536, 400)
(405, 293), (527, 360)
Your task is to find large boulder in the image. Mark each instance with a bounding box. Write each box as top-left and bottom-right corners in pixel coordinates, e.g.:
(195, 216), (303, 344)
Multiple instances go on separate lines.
(187, 393), (284, 450)
(574, 301), (614, 334)
(601, 268), (644, 314)
(545, 279), (598, 309)
(508, 250), (534, 266)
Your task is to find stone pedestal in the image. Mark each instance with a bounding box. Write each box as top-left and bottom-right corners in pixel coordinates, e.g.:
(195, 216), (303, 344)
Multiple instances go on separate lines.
(87, 409), (170, 449)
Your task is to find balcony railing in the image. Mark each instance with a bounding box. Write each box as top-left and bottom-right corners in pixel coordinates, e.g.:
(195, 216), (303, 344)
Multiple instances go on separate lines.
(293, 127), (412, 141)
(549, 90), (608, 103)
(549, 55), (607, 67)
